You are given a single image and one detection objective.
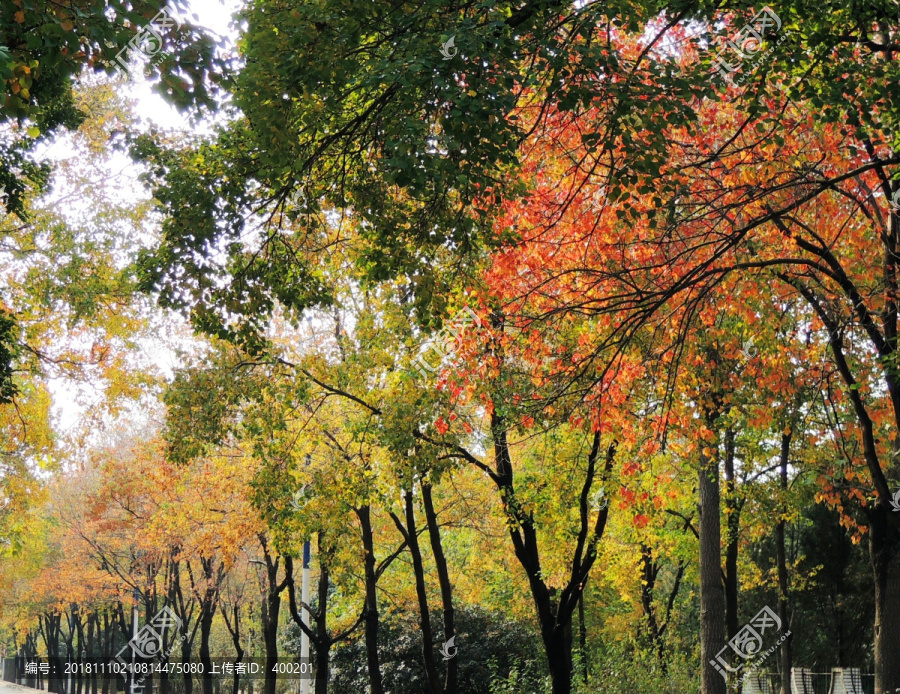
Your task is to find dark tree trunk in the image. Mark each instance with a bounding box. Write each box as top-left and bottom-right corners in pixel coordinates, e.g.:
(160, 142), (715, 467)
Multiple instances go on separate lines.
(723, 428), (740, 644)
(313, 551), (331, 694)
(578, 592), (588, 683)
(220, 602), (244, 694)
(41, 613), (63, 694)
(776, 431), (793, 694)
(421, 483), (457, 694)
(198, 603), (215, 694)
(357, 506), (385, 694)
(101, 612), (111, 694)
(397, 490), (441, 694)
(699, 441), (726, 694)
(86, 613), (97, 694)
(193, 557), (224, 694)
(871, 507), (900, 694)
(639, 544), (660, 645)
(258, 536), (286, 694)
(73, 606), (85, 694)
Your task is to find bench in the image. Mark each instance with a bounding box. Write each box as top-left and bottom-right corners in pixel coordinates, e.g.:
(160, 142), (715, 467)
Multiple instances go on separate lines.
(829, 668), (864, 694)
(743, 673), (774, 694)
(792, 667), (815, 694)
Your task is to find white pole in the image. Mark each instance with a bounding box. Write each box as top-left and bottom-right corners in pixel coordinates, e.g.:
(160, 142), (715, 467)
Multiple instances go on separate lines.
(299, 541), (311, 694)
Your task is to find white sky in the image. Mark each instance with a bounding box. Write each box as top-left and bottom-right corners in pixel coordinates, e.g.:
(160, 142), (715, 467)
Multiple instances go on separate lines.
(44, 0), (244, 440)
(129, 0), (244, 129)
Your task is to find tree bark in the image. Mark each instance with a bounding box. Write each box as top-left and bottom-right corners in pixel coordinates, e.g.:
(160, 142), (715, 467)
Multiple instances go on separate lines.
(357, 506), (385, 694)
(723, 428), (740, 645)
(394, 490), (441, 694)
(699, 440), (726, 694)
(258, 535), (287, 694)
(421, 482), (457, 694)
(578, 592), (588, 683)
(219, 602), (244, 694)
(776, 431), (793, 694)
(313, 550), (331, 694)
(871, 506), (900, 694)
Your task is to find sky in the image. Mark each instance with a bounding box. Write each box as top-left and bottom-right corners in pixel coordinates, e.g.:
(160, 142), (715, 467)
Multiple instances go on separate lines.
(44, 0), (244, 441)
(130, 0), (244, 130)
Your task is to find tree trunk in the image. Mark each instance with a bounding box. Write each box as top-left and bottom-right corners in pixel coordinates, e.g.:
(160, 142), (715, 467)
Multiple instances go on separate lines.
(699, 443), (726, 694)
(776, 431), (792, 694)
(313, 550), (331, 694)
(101, 612), (111, 694)
(421, 483), (457, 694)
(220, 603), (244, 694)
(723, 428), (739, 644)
(198, 601), (215, 694)
(639, 544), (661, 644)
(86, 613), (97, 694)
(261, 579), (280, 694)
(357, 506), (385, 694)
(578, 592), (588, 683)
(400, 490), (441, 694)
(871, 505), (900, 694)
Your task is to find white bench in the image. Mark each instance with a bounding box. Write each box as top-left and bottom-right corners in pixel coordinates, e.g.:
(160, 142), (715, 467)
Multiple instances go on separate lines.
(744, 673), (774, 694)
(829, 668), (864, 694)
(792, 667), (816, 694)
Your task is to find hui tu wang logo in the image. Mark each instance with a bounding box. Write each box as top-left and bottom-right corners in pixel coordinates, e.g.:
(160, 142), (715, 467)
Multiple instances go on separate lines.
(890, 189), (900, 213)
(291, 485), (312, 511)
(710, 605), (790, 682)
(740, 338), (758, 360)
(439, 36), (458, 60)
(889, 488), (900, 512)
(590, 487), (609, 511)
(115, 607), (186, 674)
(438, 636), (457, 660)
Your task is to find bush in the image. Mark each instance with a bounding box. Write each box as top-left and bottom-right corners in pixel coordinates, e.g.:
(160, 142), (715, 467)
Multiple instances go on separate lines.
(285, 605), (547, 693)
